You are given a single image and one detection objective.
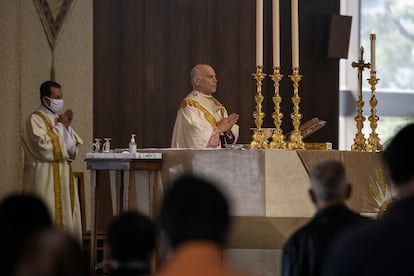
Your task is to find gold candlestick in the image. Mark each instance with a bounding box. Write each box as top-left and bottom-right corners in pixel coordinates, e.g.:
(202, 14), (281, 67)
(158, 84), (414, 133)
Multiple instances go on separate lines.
(250, 65), (268, 149)
(366, 70), (382, 152)
(351, 47), (370, 151)
(250, 66), (268, 149)
(287, 67), (305, 149)
(269, 67), (286, 149)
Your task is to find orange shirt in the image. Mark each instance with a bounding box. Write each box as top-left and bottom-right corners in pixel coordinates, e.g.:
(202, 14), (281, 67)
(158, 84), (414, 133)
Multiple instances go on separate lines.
(157, 241), (250, 276)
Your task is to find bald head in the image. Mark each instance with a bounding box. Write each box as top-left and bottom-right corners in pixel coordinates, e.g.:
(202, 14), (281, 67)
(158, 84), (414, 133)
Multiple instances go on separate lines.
(190, 64), (218, 95)
(190, 64), (207, 81)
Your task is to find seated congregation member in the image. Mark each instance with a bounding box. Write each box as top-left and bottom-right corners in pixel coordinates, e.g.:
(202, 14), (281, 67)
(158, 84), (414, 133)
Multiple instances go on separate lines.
(14, 228), (89, 276)
(323, 124), (414, 276)
(281, 160), (370, 276)
(157, 175), (249, 276)
(21, 81), (83, 238)
(0, 194), (53, 276)
(106, 211), (156, 276)
(171, 64), (239, 148)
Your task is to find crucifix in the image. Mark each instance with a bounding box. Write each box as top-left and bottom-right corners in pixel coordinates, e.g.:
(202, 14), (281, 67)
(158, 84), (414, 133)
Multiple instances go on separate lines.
(351, 46), (370, 151)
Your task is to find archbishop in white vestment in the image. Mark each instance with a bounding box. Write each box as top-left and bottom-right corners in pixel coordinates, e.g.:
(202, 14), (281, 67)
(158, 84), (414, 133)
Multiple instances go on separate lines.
(171, 64), (239, 148)
(22, 81), (83, 239)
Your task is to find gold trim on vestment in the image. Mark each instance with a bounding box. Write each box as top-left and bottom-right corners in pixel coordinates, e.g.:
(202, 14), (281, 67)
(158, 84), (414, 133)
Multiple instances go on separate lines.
(180, 99), (217, 127)
(33, 111), (64, 229)
(208, 97), (226, 118)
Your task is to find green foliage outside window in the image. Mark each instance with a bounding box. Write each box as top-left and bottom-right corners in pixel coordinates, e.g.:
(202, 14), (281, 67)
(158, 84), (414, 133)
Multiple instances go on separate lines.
(361, 0), (414, 90)
(360, 0), (414, 144)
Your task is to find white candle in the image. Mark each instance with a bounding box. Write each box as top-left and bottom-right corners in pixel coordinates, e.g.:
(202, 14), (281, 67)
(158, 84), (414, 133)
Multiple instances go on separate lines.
(291, 0), (299, 68)
(272, 0), (280, 67)
(256, 0), (264, 66)
(370, 31), (376, 71)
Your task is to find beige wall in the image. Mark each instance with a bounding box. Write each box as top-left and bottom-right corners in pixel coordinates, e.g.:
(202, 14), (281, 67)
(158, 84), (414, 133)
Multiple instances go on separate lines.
(0, 0), (93, 202)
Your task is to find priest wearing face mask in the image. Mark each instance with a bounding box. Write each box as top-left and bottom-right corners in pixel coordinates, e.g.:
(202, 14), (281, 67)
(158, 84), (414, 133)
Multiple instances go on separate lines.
(22, 80), (83, 239)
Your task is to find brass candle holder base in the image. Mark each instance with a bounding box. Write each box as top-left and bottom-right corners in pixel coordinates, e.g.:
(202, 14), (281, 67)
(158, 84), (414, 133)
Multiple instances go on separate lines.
(269, 67), (287, 149)
(366, 71), (382, 152)
(287, 67), (305, 150)
(351, 95), (367, 151)
(250, 130), (269, 149)
(250, 66), (268, 149)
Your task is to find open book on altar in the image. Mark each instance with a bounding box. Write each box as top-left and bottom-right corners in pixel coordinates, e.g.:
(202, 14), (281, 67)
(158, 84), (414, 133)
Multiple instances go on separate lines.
(286, 117), (327, 139)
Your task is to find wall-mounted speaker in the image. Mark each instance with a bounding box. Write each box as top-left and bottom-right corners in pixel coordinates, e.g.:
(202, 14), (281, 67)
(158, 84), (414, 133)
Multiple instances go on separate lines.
(316, 14), (352, 59)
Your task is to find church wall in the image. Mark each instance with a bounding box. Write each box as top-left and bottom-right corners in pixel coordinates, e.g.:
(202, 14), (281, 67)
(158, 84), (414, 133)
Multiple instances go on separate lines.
(0, 0), (23, 196)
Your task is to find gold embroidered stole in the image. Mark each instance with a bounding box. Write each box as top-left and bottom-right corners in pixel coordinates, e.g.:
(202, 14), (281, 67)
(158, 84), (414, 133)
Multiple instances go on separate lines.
(208, 97), (226, 118)
(33, 111), (75, 229)
(180, 96), (225, 127)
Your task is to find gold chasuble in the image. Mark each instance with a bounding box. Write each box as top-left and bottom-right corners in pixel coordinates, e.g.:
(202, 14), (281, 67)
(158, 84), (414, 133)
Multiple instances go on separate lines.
(171, 91), (239, 148)
(22, 107), (82, 239)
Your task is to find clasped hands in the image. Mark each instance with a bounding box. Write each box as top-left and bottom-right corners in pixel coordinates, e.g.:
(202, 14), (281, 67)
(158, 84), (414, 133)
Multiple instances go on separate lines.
(217, 113), (239, 133)
(57, 109), (74, 129)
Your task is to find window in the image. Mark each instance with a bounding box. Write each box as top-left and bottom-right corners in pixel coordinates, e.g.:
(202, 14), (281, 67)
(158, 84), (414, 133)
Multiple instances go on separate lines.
(339, 0), (414, 149)
(361, 0), (414, 90)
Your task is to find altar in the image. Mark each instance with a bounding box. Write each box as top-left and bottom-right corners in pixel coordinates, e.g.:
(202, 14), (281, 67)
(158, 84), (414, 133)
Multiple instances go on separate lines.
(128, 149), (383, 274)
(140, 148), (384, 216)
(89, 148), (384, 276)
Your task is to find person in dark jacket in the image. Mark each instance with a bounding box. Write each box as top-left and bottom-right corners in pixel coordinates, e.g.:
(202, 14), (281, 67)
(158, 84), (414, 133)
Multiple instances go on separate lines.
(323, 124), (414, 276)
(281, 160), (370, 276)
(0, 194), (53, 276)
(106, 211), (156, 276)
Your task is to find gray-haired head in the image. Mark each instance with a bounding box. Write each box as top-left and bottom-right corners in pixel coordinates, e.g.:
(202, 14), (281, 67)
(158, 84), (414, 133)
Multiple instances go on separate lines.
(190, 64), (204, 82)
(189, 64), (217, 95)
(309, 160), (348, 202)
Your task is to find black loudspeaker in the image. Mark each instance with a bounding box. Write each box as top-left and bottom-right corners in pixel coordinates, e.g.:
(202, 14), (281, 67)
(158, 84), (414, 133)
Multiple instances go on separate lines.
(315, 14), (352, 59)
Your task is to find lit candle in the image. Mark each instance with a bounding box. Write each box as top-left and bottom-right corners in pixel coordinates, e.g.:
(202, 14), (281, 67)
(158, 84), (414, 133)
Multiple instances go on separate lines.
(272, 0), (280, 67)
(256, 0), (264, 67)
(370, 31), (376, 71)
(291, 0), (299, 68)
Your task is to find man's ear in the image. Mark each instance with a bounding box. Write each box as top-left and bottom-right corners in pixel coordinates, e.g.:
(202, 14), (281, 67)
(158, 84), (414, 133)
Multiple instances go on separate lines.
(42, 96), (50, 107)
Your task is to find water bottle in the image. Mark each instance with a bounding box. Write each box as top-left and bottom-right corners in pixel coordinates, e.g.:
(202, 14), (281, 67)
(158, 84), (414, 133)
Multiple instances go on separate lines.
(129, 134), (137, 154)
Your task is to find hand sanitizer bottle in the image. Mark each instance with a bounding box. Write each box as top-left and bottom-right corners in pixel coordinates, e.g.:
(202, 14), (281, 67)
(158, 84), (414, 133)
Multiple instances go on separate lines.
(129, 134), (137, 154)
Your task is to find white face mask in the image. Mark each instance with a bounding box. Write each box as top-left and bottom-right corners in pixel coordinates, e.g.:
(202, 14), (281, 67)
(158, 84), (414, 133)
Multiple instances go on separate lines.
(46, 97), (64, 113)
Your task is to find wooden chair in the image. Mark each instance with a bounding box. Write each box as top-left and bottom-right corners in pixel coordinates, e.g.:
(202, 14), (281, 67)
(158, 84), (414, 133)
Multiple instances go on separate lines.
(74, 172), (108, 274)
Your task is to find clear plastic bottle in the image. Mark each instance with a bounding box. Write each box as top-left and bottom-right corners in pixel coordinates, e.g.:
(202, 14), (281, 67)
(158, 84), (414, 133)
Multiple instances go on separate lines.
(129, 134), (137, 154)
